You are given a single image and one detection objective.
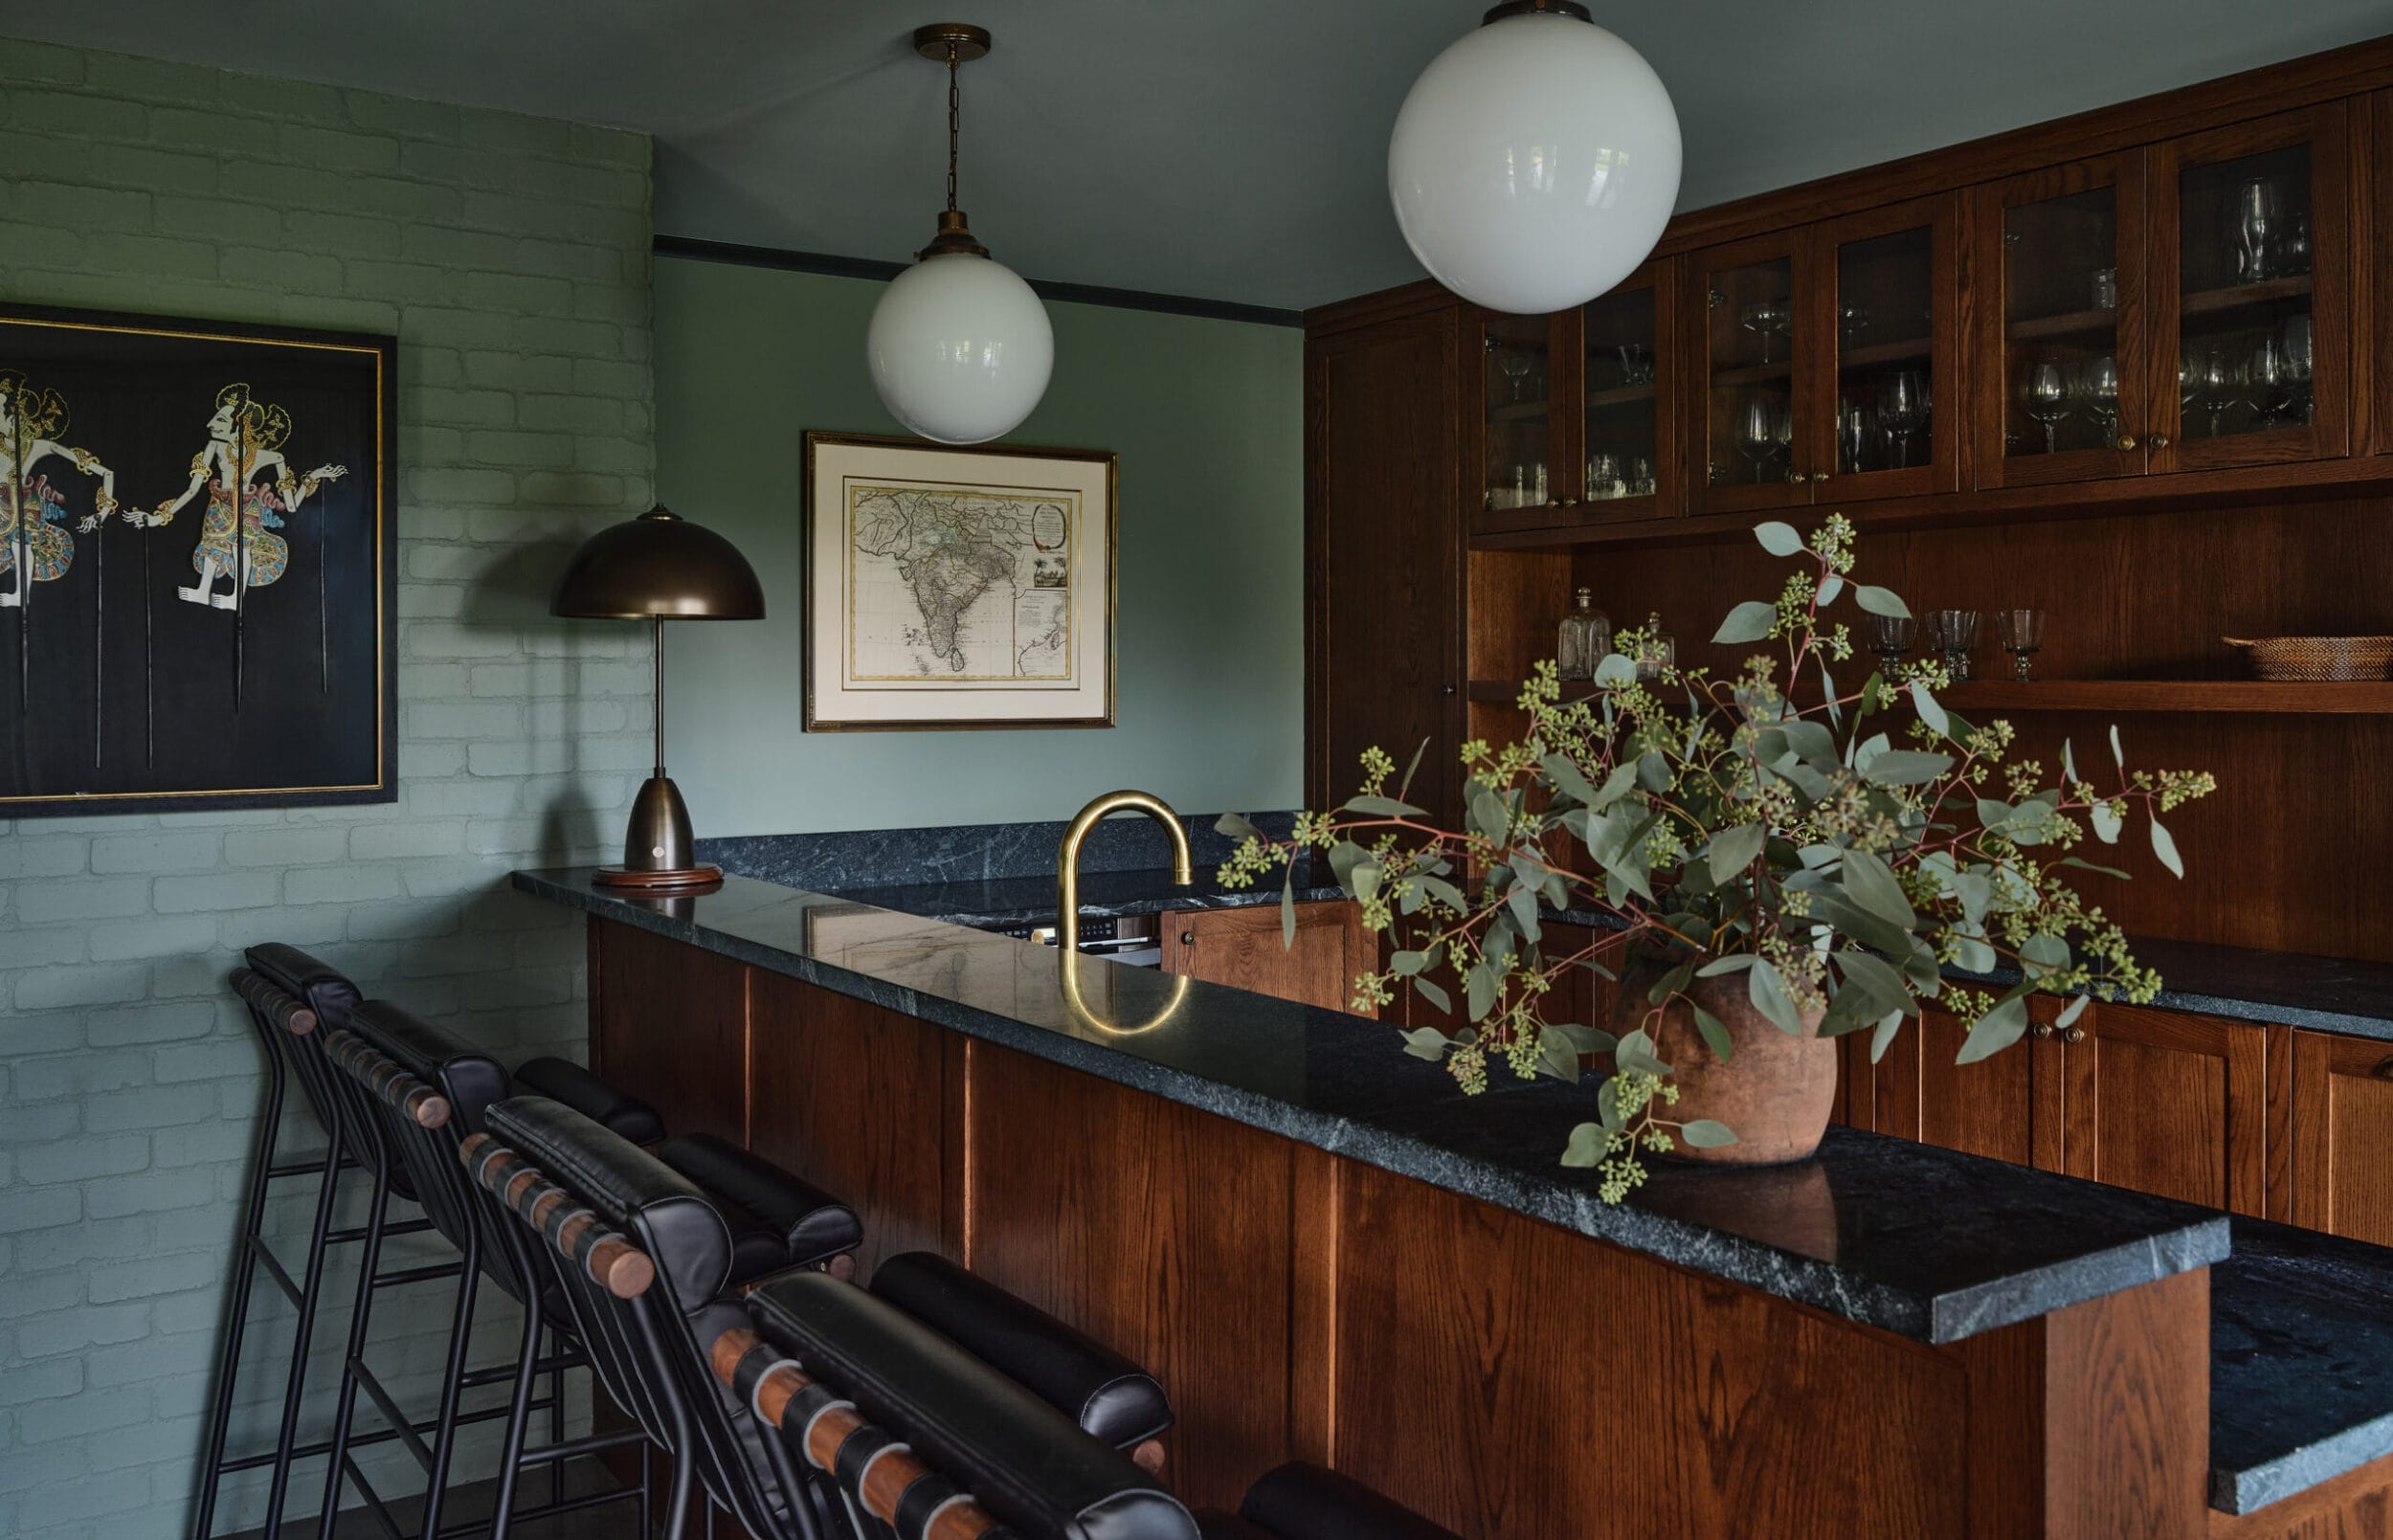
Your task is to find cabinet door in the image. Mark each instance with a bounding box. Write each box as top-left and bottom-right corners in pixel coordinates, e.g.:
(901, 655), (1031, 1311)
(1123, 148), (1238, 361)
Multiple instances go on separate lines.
(1814, 195), (1961, 502)
(2058, 1002), (2267, 1215)
(2146, 102), (2351, 473)
(1467, 308), (1577, 529)
(1687, 231), (1819, 513)
(1161, 902), (1369, 1015)
(1307, 309), (1463, 825)
(1970, 153), (2153, 488)
(1870, 1005), (2040, 1167)
(1571, 259), (1680, 527)
(2291, 1028), (2393, 1245)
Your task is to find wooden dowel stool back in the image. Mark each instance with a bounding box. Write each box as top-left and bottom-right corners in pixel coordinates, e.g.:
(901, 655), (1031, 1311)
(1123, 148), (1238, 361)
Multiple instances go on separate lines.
(457, 1132), (656, 1300)
(322, 1028), (451, 1128)
(709, 1325), (1012, 1540)
(230, 966), (318, 1037)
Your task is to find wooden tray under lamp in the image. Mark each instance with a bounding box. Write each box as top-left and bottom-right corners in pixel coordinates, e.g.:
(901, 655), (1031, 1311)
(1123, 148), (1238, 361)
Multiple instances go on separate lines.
(2224, 636), (2393, 681)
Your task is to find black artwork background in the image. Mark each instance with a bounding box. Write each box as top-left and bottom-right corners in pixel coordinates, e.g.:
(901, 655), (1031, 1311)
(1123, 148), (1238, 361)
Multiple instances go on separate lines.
(0, 309), (394, 813)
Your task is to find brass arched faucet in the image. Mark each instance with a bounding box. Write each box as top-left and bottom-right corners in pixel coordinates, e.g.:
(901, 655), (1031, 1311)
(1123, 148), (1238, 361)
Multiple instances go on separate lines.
(1057, 790), (1192, 954)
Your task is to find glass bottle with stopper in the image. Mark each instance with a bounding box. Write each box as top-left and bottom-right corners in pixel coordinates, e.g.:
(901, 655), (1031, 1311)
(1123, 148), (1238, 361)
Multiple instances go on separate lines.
(1556, 588), (1611, 681)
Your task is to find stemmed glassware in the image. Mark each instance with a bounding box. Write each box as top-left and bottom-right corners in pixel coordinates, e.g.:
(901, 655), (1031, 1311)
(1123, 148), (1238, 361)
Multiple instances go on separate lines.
(1735, 394), (1789, 483)
(2194, 348), (2244, 437)
(1866, 613), (1917, 673)
(2232, 176), (2282, 281)
(1839, 394), (1872, 476)
(1878, 369), (1928, 470)
(1616, 344), (1656, 387)
(2024, 361), (2070, 454)
(1496, 346), (1532, 404)
(1997, 609), (2046, 682)
(1740, 299), (1792, 364)
(2078, 354), (2121, 445)
(2283, 314), (2315, 424)
(2247, 333), (2293, 429)
(1926, 609), (1981, 681)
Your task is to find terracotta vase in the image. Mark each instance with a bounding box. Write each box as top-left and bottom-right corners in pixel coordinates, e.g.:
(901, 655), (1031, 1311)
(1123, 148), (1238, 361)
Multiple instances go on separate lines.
(1626, 968), (1837, 1166)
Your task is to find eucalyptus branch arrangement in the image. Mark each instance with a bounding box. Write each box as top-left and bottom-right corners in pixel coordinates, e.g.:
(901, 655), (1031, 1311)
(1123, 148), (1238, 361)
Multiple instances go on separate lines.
(1220, 515), (2216, 1201)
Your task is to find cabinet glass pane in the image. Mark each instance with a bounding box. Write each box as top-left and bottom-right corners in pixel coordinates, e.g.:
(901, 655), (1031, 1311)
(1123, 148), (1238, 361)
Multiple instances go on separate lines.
(2002, 188), (2121, 459)
(1834, 226), (1934, 474)
(2177, 142), (2315, 442)
(1581, 286), (1657, 501)
(1482, 315), (1552, 511)
(1705, 257), (1795, 487)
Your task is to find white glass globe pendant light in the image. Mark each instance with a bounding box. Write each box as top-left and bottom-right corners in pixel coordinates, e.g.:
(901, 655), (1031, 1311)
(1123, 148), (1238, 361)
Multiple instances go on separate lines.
(1388, 0), (1683, 315)
(867, 23), (1054, 445)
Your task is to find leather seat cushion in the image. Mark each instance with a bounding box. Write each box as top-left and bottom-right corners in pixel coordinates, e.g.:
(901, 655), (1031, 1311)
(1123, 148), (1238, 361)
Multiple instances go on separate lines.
(1237, 1462), (1464, 1540)
(514, 1058), (665, 1146)
(657, 1133), (861, 1282)
(868, 1250), (1171, 1449)
(748, 1271), (1197, 1540)
(486, 1096), (733, 1309)
(244, 942), (362, 1030)
(346, 1001), (510, 1134)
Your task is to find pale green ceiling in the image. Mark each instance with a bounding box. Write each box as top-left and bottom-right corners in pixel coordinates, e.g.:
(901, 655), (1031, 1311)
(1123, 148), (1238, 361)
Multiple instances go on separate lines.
(8, 0), (2393, 308)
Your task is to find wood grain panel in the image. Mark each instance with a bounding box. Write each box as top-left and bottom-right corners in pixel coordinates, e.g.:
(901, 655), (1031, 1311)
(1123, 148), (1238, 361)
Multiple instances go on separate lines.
(1873, 1005), (2038, 1167)
(1160, 901), (1369, 1016)
(2211, 1447), (2393, 1538)
(1327, 1160), (1967, 1538)
(2292, 1028), (2393, 1245)
(2064, 1004), (2268, 1216)
(746, 972), (950, 1278)
(2042, 1267), (2212, 1538)
(590, 916), (748, 1143)
(957, 1040), (1296, 1511)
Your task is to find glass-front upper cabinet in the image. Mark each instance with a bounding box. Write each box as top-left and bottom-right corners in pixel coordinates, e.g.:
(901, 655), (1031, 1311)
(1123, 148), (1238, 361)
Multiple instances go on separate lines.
(1815, 196), (1959, 500)
(1473, 310), (1566, 522)
(1576, 261), (1677, 524)
(1689, 233), (1816, 514)
(2147, 103), (2350, 471)
(1970, 153), (2150, 489)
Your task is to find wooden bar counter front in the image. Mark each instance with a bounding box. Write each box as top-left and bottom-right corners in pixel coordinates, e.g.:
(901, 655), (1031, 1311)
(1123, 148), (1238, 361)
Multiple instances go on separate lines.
(526, 875), (2354, 1540)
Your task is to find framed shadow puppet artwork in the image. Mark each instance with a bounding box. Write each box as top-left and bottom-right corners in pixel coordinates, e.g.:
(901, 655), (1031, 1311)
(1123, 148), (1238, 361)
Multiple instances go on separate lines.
(0, 303), (396, 816)
(804, 432), (1116, 731)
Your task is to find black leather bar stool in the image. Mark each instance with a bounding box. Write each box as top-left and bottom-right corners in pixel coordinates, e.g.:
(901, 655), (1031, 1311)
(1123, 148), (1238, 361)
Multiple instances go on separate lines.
(317, 999), (849, 1539)
(1195, 1463), (1464, 1540)
(727, 1268), (1198, 1540)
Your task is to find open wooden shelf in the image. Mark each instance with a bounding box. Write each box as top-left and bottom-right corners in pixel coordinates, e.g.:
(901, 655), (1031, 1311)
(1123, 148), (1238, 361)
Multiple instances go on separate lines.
(1583, 382), (1658, 410)
(1840, 335), (1935, 368)
(2007, 276), (2314, 344)
(1936, 679), (2393, 713)
(1469, 678), (2393, 714)
(1710, 360), (1795, 389)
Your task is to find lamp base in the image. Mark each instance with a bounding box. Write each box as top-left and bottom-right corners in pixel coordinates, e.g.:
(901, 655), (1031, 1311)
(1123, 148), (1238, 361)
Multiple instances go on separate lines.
(597, 771), (716, 891)
(592, 863), (723, 893)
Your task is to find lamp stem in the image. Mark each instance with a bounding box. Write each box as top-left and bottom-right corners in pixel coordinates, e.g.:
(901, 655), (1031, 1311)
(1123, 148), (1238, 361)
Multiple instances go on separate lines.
(946, 41), (960, 213)
(651, 614), (664, 778)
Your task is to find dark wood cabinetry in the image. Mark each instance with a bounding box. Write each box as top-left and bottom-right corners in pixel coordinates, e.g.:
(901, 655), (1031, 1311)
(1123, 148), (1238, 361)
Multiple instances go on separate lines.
(2292, 1028), (2393, 1247)
(2057, 1002), (2269, 1214)
(1867, 1005), (2042, 1169)
(1160, 901), (1373, 1016)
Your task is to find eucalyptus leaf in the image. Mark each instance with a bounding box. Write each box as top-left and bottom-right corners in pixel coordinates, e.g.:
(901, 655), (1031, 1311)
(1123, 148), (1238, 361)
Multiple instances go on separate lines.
(1910, 681), (1949, 738)
(1507, 879), (1543, 945)
(1535, 1028), (1583, 1083)
(1679, 1120), (1739, 1149)
(1951, 936), (1997, 973)
(1851, 731), (1891, 773)
(1748, 961), (1805, 1037)
(2110, 724), (2125, 770)
(1841, 848), (1915, 928)
(1540, 753), (1600, 809)
(1465, 960), (1499, 1022)
(2056, 993), (2091, 1028)
(1833, 948), (1913, 1016)
(1780, 720), (1837, 768)
(1410, 976), (1451, 1015)
(2062, 738), (2079, 784)
(1713, 600), (1778, 646)
(1398, 736), (1429, 799)
(1616, 1027), (1671, 1079)
(1854, 585), (1911, 619)
(1398, 1028), (1452, 1062)
(1342, 793), (1427, 817)
(1282, 866), (1296, 949)
(1862, 749), (1954, 786)
(1708, 823), (1768, 884)
(1955, 995), (2029, 1064)
(1691, 1005), (1733, 1063)
(1469, 787), (1510, 845)
(1547, 1020), (1605, 1053)
(1754, 520), (1805, 557)
(1696, 955), (1757, 976)
(2151, 816), (2184, 878)
(2060, 856), (2131, 880)
(1213, 811), (1263, 842)
(2090, 802), (2123, 844)
(1593, 652), (1638, 687)
(1869, 1008), (1906, 1064)
(1561, 1122), (1608, 1167)
(1391, 949), (1430, 976)
(1816, 573), (1845, 609)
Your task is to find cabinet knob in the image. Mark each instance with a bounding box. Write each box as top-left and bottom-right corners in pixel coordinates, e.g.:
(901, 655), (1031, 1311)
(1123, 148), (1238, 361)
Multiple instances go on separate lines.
(2371, 1056), (2393, 1081)
(2062, 1024), (2087, 1045)
(1784, 469), (1805, 485)
(2032, 1021), (2055, 1039)
(1810, 470), (1829, 482)
(1180, 931), (1196, 946)
(2115, 434), (2137, 450)
(2148, 432), (2170, 450)
(1558, 496), (1579, 506)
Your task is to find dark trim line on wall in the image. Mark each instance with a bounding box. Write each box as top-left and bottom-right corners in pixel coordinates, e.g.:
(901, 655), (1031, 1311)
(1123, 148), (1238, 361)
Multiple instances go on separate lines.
(653, 234), (1304, 328)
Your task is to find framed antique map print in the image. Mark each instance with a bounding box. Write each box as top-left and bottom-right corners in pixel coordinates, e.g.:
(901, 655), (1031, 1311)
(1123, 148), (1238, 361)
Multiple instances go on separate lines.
(803, 432), (1115, 730)
(0, 302), (397, 816)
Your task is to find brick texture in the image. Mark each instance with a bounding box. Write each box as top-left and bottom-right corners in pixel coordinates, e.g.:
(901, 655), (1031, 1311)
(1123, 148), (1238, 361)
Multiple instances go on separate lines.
(0, 38), (652, 1540)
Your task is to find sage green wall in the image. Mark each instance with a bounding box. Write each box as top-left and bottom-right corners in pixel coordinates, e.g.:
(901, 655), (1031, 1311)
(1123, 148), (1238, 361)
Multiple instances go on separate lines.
(654, 257), (1304, 835)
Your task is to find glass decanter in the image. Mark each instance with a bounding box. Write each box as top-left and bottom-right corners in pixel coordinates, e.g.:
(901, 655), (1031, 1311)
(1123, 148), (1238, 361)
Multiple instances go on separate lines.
(1555, 588), (1611, 681)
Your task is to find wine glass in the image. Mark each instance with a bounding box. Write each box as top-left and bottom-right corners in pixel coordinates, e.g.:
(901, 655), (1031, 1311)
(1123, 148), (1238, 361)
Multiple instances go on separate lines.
(1741, 299), (1791, 364)
(2196, 348), (2244, 437)
(1866, 613), (1916, 673)
(2023, 361), (2070, 454)
(2232, 176), (2282, 282)
(1617, 343), (1655, 387)
(1585, 453), (1622, 501)
(1735, 394), (1786, 483)
(2247, 334), (2293, 430)
(2283, 314), (2315, 424)
(1496, 346), (1532, 404)
(1997, 609), (2046, 682)
(1926, 609), (1980, 682)
(2078, 354), (2122, 445)
(1838, 394), (1873, 476)
(1839, 304), (1870, 346)
(2276, 210), (2313, 277)
(1878, 369), (1927, 470)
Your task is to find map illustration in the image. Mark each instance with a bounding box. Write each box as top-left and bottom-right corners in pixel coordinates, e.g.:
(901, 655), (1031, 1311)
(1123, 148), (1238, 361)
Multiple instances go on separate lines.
(844, 481), (1076, 683)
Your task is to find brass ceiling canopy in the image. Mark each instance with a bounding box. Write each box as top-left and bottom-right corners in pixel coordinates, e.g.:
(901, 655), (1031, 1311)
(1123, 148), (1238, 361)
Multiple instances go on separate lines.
(910, 22), (996, 259)
(1482, 0), (1594, 20)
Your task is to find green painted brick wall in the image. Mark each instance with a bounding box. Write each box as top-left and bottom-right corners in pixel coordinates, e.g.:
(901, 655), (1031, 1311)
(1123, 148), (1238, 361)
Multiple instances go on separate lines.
(0, 39), (654, 1540)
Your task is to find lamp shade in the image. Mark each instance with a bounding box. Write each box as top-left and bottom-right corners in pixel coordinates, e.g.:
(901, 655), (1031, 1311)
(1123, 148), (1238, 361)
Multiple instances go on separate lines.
(867, 251), (1055, 445)
(550, 505), (765, 620)
(1388, 7), (1682, 316)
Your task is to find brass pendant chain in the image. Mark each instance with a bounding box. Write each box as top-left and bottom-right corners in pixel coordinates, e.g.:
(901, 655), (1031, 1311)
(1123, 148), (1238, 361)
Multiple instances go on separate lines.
(945, 42), (961, 214)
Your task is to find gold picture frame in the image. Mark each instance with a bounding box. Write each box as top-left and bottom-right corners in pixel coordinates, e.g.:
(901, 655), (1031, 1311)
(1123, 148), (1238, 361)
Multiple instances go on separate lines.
(802, 431), (1117, 731)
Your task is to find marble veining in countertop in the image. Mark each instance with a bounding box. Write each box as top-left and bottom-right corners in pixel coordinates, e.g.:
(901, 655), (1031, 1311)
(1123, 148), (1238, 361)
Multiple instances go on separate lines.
(817, 861), (1347, 929)
(517, 867), (2227, 1348)
(2209, 1216), (2393, 1514)
(698, 810), (1298, 896)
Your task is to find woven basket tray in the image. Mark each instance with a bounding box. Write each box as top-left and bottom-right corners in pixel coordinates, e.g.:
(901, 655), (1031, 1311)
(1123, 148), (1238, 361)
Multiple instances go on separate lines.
(2225, 636), (2393, 681)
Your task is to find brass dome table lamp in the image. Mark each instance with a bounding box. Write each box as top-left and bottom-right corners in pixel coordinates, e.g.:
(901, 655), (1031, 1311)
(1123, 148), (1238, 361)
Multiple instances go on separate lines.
(551, 505), (764, 890)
